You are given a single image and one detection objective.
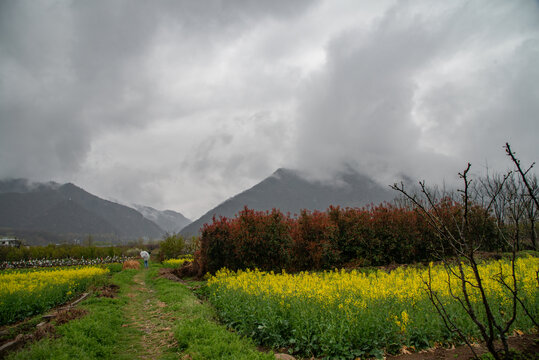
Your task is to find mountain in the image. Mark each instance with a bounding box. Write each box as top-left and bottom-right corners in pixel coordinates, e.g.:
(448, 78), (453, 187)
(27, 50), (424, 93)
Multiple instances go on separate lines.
(0, 179), (164, 243)
(133, 205), (192, 234)
(180, 168), (395, 237)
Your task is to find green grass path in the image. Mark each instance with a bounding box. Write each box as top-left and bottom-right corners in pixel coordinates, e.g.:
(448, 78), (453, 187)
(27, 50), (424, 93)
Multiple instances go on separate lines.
(120, 270), (180, 359)
(6, 265), (274, 360)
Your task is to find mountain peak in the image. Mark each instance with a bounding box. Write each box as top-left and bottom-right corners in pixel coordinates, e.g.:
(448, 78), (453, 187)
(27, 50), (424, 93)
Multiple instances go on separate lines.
(59, 182), (81, 192)
(180, 167), (394, 237)
(0, 179), (164, 244)
(132, 204), (192, 233)
(272, 167), (294, 176)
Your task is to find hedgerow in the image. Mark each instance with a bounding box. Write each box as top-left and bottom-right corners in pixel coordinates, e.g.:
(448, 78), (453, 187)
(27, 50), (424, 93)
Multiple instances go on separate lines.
(196, 202), (500, 274)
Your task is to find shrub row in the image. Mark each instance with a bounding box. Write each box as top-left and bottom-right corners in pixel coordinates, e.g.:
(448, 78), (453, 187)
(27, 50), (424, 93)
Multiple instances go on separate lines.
(196, 202), (500, 274)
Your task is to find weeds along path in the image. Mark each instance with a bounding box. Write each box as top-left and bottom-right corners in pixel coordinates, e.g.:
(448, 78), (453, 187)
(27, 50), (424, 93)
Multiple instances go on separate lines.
(122, 271), (178, 359)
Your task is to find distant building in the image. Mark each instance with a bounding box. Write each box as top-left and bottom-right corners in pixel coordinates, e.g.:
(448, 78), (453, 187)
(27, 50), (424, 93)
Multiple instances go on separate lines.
(0, 238), (22, 247)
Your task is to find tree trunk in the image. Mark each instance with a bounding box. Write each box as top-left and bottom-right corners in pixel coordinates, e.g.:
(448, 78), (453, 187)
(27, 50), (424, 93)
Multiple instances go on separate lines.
(531, 218), (536, 251)
(515, 219), (520, 251)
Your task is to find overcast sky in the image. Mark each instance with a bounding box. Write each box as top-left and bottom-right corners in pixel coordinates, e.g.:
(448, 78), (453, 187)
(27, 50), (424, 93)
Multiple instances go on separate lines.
(1, 0), (538, 219)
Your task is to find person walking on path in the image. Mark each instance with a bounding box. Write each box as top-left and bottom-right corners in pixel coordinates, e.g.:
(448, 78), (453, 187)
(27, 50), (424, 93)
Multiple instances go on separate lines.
(140, 250), (150, 269)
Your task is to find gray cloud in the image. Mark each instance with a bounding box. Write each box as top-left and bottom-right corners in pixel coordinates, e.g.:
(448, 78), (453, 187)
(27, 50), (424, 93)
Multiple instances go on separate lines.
(1, 0), (537, 219)
(292, 0), (539, 186)
(0, 0), (311, 176)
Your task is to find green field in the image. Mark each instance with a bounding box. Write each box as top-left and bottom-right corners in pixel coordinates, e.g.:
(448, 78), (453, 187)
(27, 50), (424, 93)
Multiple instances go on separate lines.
(1, 257), (537, 360)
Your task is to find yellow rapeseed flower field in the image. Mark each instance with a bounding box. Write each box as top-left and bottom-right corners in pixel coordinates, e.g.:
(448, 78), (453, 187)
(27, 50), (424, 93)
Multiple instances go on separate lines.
(207, 256), (539, 358)
(0, 266), (108, 325)
(162, 256), (193, 268)
(209, 256), (538, 307)
(0, 266), (108, 296)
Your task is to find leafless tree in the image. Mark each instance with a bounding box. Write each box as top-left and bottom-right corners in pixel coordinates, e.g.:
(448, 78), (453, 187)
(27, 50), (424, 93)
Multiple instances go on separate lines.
(504, 174), (527, 251)
(392, 163), (526, 360)
(505, 143), (539, 211)
(479, 170), (509, 228)
(478, 170), (538, 251)
(505, 143), (539, 251)
(522, 175), (538, 250)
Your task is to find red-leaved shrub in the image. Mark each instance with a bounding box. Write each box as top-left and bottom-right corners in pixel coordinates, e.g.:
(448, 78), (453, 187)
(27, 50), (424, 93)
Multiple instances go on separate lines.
(196, 202), (499, 274)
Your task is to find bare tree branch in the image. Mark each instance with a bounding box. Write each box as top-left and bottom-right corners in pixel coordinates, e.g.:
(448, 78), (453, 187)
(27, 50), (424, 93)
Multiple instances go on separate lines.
(390, 157), (534, 359)
(505, 143), (539, 211)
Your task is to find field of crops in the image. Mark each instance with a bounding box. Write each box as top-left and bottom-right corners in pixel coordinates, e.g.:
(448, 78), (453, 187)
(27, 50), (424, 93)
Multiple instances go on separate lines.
(162, 256), (194, 268)
(0, 266), (109, 325)
(0, 256), (133, 270)
(207, 256), (539, 359)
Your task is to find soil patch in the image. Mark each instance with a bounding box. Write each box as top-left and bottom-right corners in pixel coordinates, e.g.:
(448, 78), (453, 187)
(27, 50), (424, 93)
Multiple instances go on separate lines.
(0, 320), (38, 344)
(0, 292), (93, 358)
(0, 322), (59, 358)
(95, 284), (120, 298)
(54, 308), (88, 325)
(158, 267), (186, 283)
(387, 333), (539, 360)
(0, 307), (90, 357)
(172, 260), (203, 279)
(32, 323), (57, 341)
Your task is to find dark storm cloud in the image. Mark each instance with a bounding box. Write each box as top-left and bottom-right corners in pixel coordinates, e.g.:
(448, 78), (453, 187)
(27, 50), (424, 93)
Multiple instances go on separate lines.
(1, 0), (537, 218)
(294, 11), (437, 177)
(292, 1), (539, 185)
(0, 0), (152, 179)
(0, 0), (312, 181)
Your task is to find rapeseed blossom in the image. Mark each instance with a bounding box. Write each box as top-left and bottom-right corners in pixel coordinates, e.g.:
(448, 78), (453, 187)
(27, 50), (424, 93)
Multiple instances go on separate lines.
(0, 266), (107, 295)
(207, 256), (538, 358)
(0, 266), (108, 325)
(208, 257), (538, 307)
(162, 256), (193, 268)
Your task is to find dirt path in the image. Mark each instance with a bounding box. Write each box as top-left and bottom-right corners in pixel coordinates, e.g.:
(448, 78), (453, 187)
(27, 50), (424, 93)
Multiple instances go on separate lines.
(122, 271), (178, 359)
